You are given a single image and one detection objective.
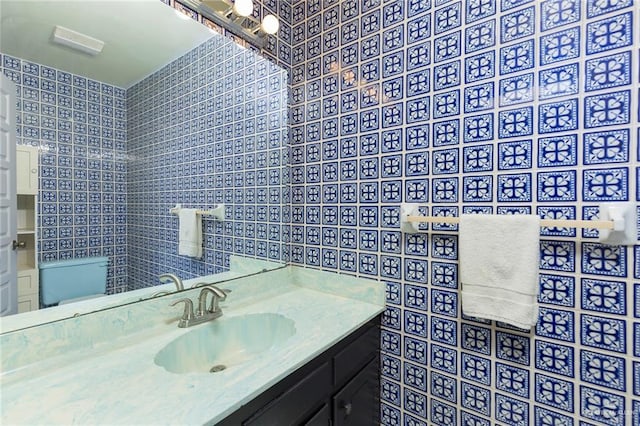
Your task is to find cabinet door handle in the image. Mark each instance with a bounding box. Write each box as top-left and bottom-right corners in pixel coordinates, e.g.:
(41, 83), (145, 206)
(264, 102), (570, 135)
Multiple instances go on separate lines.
(12, 240), (26, 250)
(342, 402), (352, 416)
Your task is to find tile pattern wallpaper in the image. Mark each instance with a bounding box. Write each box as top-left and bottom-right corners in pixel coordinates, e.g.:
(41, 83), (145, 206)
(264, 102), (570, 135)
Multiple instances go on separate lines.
(1, 1), (289, 295)
(126, 35), (289, 290)
(285, 0), (640, 425)
(0, 54), (128, 295)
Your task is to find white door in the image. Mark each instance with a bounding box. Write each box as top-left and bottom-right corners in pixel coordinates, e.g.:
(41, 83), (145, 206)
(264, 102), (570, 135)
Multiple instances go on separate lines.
(0, 74), (17, 316)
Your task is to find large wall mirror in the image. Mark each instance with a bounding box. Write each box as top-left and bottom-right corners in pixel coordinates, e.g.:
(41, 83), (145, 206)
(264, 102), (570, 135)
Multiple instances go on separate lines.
(0, 0), (290, 328)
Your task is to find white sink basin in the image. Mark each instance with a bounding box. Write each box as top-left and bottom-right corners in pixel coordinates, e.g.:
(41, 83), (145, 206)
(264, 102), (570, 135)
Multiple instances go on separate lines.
(154, 313), (296, 374)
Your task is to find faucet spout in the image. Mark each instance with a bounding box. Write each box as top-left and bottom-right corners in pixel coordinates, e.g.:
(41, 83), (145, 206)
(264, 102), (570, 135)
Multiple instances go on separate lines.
(159, 273), (184, 291)
(198, 285), (228, 316)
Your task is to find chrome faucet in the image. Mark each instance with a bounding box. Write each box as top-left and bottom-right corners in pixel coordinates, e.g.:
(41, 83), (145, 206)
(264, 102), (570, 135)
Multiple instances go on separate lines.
(170, 285), (228, 328)
(158, 273), (184, 291)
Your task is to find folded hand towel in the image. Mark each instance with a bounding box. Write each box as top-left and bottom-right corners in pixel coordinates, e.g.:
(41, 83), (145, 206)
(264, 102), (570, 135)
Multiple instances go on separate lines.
(178, 209), (202, 258)
(459, 214), (540, 329)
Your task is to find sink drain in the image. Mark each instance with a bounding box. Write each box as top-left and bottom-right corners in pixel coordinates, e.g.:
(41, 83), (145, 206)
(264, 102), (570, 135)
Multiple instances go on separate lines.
(209, 365), (226, 373)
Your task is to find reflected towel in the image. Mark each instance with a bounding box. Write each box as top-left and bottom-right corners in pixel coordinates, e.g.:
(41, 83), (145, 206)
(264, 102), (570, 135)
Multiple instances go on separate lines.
(459, 214), (540, 329)
(178, 209), (202, 258)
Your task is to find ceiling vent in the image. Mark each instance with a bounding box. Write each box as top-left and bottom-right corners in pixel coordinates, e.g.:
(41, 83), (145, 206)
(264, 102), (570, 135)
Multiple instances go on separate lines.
(51, 25), (104, 56)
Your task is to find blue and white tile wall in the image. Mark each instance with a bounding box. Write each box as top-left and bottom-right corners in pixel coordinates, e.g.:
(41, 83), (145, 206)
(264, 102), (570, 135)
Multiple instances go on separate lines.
(126, 35), (289, 290)
(0, 54), (128, 294)
(287, 0), (639, 424)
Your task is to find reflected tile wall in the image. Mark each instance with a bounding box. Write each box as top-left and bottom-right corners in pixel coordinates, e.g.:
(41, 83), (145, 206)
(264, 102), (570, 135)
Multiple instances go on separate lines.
(126, 36), (289, 290)
(287, 0), (639, 425)
(1, 54), (128, 294)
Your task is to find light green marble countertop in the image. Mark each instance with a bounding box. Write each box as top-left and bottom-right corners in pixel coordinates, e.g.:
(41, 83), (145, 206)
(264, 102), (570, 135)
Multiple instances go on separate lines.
(0, 266), (384, 425)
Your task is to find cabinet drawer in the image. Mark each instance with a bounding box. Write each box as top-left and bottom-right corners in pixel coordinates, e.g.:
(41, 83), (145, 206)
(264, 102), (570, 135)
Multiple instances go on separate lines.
(244, 362), (332, 426)
(333, 325), (379, 388)
(17, 270), (38, 296)
(17, 295), (38, 313)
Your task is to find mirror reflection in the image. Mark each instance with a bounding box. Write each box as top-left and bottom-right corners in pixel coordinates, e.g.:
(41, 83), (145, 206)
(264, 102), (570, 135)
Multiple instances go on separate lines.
(0, 0), (289, 326)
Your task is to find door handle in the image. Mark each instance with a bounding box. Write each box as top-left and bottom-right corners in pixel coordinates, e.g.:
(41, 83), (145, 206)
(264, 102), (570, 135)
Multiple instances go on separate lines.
(12, 240), (26, 250)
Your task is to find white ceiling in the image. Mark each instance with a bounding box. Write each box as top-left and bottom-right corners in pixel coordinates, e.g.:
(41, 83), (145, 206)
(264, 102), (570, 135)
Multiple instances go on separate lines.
(0, 0), (216, 88)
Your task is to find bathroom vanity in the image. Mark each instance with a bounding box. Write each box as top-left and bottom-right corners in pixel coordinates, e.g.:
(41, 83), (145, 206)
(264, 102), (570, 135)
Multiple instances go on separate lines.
(218, 319), (379, 425)
(0, 266), (384, 425)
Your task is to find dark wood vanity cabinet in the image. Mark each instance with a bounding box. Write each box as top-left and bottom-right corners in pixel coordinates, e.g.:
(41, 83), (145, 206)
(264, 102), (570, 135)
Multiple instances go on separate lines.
(215, 318), (380, 426)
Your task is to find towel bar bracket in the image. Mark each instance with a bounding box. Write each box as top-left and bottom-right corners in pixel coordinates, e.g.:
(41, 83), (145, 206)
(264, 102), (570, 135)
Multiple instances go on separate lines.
(400, 203), (638, 245)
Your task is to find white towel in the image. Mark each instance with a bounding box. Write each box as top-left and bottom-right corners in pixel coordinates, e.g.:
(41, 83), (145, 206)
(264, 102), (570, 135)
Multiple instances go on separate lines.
(178, 209), (202, 258)
(459, 214), (540, 329)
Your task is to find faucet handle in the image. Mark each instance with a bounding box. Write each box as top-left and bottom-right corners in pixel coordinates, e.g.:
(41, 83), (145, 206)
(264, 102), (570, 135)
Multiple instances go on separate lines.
(170, 298), (195, 327)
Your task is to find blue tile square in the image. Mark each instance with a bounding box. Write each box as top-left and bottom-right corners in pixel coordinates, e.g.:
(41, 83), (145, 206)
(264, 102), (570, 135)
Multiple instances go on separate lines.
(463, 113), (493, 142)
(433, 90), (459, 118)
(496, 394), (529, 425)
(461, 324), (491, 355)
(465, 20), (496, 53)
(584, 90), (631, 128)
(461, 382), (490, 416)
(500, 39), (534, 74)
(583, 129), (629, 164)
(430, 400), (456, 426)
(461, 353), (491, 385)
(433, 120), (459, 146)
(464, 82), (494, 112)
(431, 262), (458, 289)
(581, 278), (626, 315)
(498, 139), (532, 170)
(497, 173), (532, 202)
(534, 407), (573, 426)
(434, 31), (461, 63)
(407, 15), (431, 44)
(496, 362), (529, 397)
(381, 354), (402, 380)
(434, 60), (461, 90)
(500, 6), (535, 42)
(580, 386), (625, 426)
(431, 343), (457, 374)
(462, 175), (492, 202)
(404, 336), (428, 365)
(404, 388), (427, 417)
(586, 12), (633, 54)
(580, 350), (626, 391)
(537, 134), (578, 168)
(535, 340), (574, 377)
(537, 170), (577, 201)
(581, 314), (626, 353)
(431, 371), (457, 402)
(538, 99), (579, 134)
(434, 1), (461, 34)
(541, 0), (580, 31)
(537, 307), (575, 342)
(538, 274), (575, 307)
(466, 0), (496, 23)
(540, 27), (580, 65)
(499, 73), (533, 106)
(539, 64), (579, 100)
(463, 144), (493, 172)
(585, 52), (631, 92)
(465, 51), (495, 83)
(431, 316), (457, 346)
(535, 373), (574, 412)
(586, 0), (632, 17)
(582, 168), (628, 201)
(431, 289), (458, 317)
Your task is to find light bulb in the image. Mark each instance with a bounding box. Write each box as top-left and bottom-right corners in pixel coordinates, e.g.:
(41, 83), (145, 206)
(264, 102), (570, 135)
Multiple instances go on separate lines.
(261, 14), (279, 35)
(233, 0), (253, 17)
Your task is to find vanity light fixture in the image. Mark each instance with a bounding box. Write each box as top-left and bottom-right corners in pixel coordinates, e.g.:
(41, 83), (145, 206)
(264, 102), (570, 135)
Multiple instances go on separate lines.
(180, 0), (279, 46)
(51, 25), (104, 56)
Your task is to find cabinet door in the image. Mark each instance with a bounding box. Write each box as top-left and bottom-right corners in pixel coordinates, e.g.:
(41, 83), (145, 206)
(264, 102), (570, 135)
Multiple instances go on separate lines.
(16, 146), (38, 195)
(332, 359), (379, 426)
(304, 404), (330, 426)
(244, 362), (332, 426)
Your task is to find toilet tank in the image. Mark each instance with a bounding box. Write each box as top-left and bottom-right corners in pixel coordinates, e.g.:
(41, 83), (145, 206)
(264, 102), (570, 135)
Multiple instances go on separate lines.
(39, 256), (109, 306)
